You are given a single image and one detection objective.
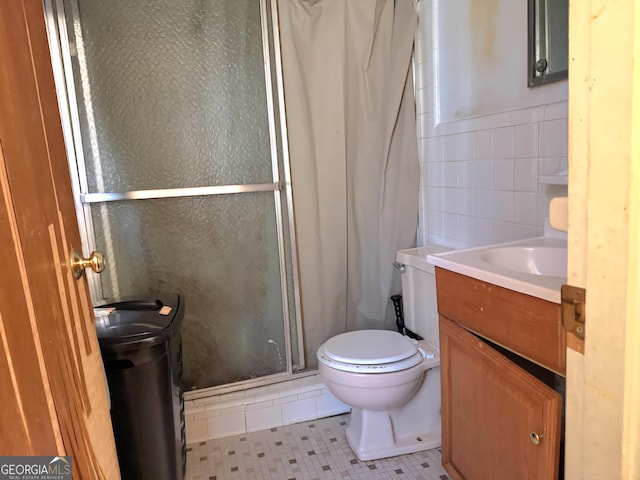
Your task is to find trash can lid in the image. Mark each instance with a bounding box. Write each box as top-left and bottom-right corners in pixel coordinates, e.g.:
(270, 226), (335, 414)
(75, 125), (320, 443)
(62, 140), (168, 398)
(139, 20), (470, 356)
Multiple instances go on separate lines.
(94, 294), (184, 350)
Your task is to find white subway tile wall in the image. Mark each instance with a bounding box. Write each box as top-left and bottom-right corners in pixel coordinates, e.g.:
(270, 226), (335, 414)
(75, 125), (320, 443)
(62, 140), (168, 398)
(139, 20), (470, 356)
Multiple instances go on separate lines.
(414, 0), (568, 248)
(184, 375), (350, 444)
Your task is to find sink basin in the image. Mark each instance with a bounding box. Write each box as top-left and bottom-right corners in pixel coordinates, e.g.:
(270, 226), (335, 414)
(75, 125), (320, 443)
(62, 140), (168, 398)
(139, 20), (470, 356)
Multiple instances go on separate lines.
(427, 236), (568, 303)
(480, 247), (567, 277)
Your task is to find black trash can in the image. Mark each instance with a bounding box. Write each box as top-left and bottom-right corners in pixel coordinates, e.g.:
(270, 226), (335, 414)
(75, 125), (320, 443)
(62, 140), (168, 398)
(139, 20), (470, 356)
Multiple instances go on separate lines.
(95, 294), (186, 480)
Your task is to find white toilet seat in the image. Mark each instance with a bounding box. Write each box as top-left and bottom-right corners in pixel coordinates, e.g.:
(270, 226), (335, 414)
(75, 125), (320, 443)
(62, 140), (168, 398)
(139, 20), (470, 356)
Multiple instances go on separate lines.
(317, 330), (424, 374)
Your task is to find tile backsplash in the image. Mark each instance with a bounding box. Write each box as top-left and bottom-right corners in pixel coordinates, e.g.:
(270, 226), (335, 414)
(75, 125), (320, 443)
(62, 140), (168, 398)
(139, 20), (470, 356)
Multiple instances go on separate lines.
(418, 102), (568, 249)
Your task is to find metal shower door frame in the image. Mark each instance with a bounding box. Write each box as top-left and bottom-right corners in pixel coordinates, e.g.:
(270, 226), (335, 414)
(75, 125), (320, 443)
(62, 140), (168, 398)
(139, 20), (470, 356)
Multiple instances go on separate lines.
(43, 0), (306, 382)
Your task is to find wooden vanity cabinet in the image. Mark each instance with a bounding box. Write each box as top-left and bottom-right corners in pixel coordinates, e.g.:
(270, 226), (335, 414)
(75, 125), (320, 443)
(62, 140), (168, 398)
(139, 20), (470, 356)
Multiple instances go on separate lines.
(435, 268), (564, 480)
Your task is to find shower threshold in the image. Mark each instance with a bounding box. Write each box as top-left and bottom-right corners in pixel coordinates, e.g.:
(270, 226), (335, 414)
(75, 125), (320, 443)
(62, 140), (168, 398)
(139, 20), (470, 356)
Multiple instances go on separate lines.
(183, 371), (349, 443)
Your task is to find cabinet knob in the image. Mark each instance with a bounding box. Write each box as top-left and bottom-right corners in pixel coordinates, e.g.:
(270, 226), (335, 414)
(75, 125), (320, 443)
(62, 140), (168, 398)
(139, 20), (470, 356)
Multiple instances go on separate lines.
(529, 431), (543, 446)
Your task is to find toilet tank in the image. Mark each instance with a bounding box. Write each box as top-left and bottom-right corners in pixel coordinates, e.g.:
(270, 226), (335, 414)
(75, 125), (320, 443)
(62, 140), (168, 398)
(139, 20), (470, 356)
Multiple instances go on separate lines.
(395, 245), (453, 346)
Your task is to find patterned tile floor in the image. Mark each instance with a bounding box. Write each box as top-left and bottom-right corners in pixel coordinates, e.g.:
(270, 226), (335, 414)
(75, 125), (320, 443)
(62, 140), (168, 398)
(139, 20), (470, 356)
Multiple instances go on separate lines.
(185, 413), (449, 480)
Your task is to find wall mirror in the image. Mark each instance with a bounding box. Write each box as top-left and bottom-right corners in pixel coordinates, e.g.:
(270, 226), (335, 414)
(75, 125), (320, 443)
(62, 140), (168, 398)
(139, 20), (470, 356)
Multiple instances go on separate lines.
(528, 0), (568, 86)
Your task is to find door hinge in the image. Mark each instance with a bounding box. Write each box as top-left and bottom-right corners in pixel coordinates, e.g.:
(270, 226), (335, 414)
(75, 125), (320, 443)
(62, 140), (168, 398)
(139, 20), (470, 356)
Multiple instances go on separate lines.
(561, 284), (586, 339)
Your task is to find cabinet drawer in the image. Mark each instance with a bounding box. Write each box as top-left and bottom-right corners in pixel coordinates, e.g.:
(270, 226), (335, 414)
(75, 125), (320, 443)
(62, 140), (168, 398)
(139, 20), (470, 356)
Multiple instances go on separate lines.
(435, 267), (565, 375)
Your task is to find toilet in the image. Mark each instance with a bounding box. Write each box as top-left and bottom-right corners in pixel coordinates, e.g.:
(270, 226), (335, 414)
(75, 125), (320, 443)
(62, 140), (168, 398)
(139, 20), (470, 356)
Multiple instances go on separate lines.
(317, 245), (452, 461)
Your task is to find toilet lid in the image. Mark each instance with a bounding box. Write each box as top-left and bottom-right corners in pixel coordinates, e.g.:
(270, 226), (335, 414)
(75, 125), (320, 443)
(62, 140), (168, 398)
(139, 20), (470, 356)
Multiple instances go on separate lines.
(318, 330), (423, 373)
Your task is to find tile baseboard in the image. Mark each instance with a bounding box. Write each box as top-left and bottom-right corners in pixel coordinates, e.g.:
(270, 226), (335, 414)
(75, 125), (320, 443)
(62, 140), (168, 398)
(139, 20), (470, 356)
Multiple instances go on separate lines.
(184, 373), (349, 443)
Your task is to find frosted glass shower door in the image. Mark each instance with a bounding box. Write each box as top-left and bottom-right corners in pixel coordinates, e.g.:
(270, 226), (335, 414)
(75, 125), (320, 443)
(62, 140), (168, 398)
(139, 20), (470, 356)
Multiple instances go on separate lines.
(47, 0), (300, 390)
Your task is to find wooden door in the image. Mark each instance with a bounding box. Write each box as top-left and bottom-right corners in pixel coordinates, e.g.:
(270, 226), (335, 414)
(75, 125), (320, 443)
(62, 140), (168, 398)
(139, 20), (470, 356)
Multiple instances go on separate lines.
(566, 1), (640, 477)
(439, 316), (562, 480)
(0, 1), (120, 478)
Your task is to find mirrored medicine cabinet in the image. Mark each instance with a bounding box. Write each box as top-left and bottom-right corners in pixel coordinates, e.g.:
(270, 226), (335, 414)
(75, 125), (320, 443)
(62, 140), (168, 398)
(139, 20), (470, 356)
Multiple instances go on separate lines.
(528, 0), (569, 86)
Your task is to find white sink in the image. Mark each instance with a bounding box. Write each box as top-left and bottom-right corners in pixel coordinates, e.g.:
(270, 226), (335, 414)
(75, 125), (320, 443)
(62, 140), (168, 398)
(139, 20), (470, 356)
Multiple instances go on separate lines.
(427, 237), (567, 304)
(480, 246), (567, 277)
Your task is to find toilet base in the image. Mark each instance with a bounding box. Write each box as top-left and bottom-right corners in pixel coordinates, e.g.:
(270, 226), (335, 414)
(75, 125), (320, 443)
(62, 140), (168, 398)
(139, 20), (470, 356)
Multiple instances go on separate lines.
(346, 408), (442, 461)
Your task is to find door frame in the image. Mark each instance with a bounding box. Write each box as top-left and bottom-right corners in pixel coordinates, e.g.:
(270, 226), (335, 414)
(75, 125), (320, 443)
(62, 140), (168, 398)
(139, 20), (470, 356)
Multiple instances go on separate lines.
(566, 0), (640, 477)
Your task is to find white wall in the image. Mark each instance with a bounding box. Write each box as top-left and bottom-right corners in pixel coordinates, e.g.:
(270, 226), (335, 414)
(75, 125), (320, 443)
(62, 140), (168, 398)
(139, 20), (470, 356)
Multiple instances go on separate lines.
(415, 0), (569, 248)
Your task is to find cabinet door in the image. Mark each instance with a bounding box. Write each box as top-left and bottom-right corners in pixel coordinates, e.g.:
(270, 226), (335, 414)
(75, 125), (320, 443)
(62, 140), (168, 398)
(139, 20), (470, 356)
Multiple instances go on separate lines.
(439, 316), (562, 480)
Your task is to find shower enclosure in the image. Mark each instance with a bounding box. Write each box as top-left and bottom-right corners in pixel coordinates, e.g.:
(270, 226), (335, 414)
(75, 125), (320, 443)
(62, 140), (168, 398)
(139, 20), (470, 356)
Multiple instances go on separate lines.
(44, 0), (303, 391)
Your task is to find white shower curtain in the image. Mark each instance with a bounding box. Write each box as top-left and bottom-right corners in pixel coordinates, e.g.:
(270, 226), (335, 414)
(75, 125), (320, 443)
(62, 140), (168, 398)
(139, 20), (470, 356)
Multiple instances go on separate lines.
(279, 0), (419, 367)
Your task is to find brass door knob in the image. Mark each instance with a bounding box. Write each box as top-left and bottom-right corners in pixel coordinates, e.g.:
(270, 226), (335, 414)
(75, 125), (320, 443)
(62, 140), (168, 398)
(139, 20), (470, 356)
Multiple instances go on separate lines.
(70, 248), (105, 279)
(529, 431), (543, 446)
